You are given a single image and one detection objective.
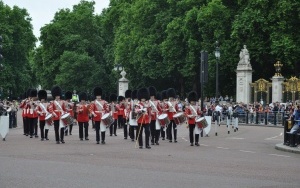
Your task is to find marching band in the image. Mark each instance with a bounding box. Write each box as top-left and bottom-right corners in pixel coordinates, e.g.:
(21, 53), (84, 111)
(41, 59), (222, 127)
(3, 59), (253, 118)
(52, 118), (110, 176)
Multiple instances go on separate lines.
(13, 85), (242, 149)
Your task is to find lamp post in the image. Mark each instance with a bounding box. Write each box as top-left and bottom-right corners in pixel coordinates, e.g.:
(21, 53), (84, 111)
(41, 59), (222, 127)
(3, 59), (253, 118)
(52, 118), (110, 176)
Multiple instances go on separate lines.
(214, 41), (220, 100)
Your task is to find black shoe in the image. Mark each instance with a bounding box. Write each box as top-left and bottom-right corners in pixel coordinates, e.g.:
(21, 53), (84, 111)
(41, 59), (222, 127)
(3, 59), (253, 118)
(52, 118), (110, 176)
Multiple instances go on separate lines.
(146, 145), (151, 149)
(45, 138), (49, 140)
(151, 142), (154, 145)
(23, 133), (26, 135)
(131, 139), (134, 142)
(56, 141), (60, 144)
(70, 132), (72, 135)
(169, 140), (172, 143)
(101, 141), (105, 144)
(61, 140), (65, 144)
(85, 138), (89, 140)
(65, 133), (68, 136)
(97, 141), (99, 144)
(234, 129), (236, 132)
(162, 138), (165, 140)
(228, 131), (230, 134)
(30, 136), (33, 138)
(139, 146), (143, 149)
(174, 140), (177, 143)
(155, 142), (159, 145)
(124, 137), (127, 140)
(190, 143), (194, 146)
(236, 128), (238, 131)
(114, 134), (117, 136)
(80, 138), (83, 141)
(35, 135), (38, 138)
(41, 138), (44, 141)
(110, 134), (112, 136)
(215, 132), (218, 136)
(195, 143), (200, 146)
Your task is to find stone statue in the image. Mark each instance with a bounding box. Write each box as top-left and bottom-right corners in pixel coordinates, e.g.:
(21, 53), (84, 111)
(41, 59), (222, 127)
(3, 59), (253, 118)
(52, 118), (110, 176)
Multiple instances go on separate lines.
(239, 45), (250, 64)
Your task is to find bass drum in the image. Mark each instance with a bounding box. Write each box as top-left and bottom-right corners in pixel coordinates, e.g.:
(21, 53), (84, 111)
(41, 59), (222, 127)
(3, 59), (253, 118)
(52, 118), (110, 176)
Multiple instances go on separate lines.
(61, 113), (73, 126)
(45, 114), (53, 126)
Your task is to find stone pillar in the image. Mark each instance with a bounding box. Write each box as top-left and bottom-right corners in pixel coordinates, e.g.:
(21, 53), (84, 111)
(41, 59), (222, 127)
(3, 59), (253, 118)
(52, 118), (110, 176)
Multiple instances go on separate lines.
(271, 76), (284, 102)
(118, 70), (129, 97)
(236, 45), (252, 104)
(236, 65), (252, 103)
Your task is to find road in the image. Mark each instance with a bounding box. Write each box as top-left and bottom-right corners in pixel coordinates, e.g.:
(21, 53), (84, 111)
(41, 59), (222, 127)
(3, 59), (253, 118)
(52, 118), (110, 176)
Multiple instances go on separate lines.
(0, 112), (299, 188)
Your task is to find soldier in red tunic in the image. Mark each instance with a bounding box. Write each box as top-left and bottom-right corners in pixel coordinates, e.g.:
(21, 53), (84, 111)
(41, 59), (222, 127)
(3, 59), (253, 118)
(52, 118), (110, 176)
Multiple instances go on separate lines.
(49, 86), (66, 144)
(89, 87), (109, 144)
(27, 89), (39, 138)
(135, 88), (151, 149)
(148, 86), (162, 145)
(36, 90), (49, 141)
(77, 92), (90, 141)
(64, 91), (74, 136)
(109, 93), (118, 136)
(166, 88), (180, 143)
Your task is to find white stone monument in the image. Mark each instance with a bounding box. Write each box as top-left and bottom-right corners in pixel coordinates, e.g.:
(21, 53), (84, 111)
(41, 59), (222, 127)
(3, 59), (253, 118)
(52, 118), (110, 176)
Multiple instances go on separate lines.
(236, 45), (253, 104)
(271, 61), (284, 102)
(118, 70), (129, 97)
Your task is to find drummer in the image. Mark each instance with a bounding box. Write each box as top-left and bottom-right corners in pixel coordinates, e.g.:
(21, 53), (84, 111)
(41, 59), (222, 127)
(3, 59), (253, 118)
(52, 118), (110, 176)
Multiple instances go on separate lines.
(76, 92), (90, 141)
(166, 88), (180, 143)
(89, 87), (109, 144)
(185, 91), (202, 146)
(36, 90), (49, 141)
(64, 91), (74, 136)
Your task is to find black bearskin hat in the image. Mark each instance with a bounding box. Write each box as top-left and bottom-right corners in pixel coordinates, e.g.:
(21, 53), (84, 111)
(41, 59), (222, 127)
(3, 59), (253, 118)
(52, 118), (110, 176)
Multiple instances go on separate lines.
(188, 91), (198, 103)
(167, 88), (176, 98)
(110, 93), (117, 102)
(38, 90), (47, 100)
(30, 89), (37, 97)
(137, 87), (150, 101)
(161, 90), (168, 100)
(79, 92), (88, 101)
(148, 86), (157, 97)
(156, 92), (162, 101)
(118, 96), (125, 102)
(125, 90), (132, 98)
(51, 86), (62, 98)
(65, 91), (72, 100)
(93, 87), (102, 97)
(131, 90), (138, 100)
(26, 88), (32, 98)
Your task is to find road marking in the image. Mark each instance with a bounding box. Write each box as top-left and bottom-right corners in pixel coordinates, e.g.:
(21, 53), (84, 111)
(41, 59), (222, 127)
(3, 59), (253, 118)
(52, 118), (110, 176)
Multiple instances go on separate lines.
(269, 154), (290, 158)
(239, 150), (256, 153)
(227, 137), (245, 140)
(181, 137), (188, 142)
(265, 133), (282, 140)
(217, 147), (229, 150)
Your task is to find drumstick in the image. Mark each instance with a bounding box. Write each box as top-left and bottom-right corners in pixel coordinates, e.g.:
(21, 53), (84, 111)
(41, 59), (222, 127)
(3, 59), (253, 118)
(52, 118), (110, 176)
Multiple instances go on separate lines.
(135, 114), (145, 149)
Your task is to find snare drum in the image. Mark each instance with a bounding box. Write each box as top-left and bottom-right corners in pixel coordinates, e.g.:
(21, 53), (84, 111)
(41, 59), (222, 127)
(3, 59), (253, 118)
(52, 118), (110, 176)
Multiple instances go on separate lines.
(195, 117), (208, 128)
(173, 112), (186, 125)
(61, 113), (73, 126)
(101, 113), (114, 127)
(45, 114), (53, 126)
(158, 114), (170, 127)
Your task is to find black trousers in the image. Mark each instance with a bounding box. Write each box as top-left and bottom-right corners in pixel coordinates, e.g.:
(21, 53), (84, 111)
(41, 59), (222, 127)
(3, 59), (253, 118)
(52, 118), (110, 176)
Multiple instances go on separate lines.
(78, 121), (89, 139)
(39, 120), (45, 139)
(189, 124), (195, 143)
(167, 120), (177, 141)
(109, 119), (117, 135)
(28, 118), (38, 136)
(136, 124), (150, 147)
(150, 120), (160, 143)
(23, 117), (28, 135)
(118, 115), (124, 128)
(54, 120), (64, 142)
(160, 127), (165, 139)
(129, 125), (136, 140)
(95, 121), (106, 142)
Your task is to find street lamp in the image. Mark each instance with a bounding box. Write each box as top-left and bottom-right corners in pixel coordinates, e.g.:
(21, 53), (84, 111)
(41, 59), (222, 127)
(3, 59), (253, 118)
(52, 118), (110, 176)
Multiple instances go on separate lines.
(214, 41), (220, 100)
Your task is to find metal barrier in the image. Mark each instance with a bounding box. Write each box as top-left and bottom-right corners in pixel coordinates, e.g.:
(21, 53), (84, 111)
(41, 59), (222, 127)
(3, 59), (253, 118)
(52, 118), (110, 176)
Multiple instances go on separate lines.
(218, 111), (286, 126)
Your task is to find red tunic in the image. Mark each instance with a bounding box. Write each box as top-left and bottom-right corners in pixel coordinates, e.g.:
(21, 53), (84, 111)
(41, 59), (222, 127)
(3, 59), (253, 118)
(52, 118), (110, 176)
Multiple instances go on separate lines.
(166, 101), (179, 120)
(185, 105), (201, 124)
(149, 99), (162, 120)
(48, 100), (66, 121)
(36, 102), (48, 121)
(135, 102), (150, 125)
(27, 101), (39, 119)
(77, 104), (90, 122)
(89, 100), (109, 122)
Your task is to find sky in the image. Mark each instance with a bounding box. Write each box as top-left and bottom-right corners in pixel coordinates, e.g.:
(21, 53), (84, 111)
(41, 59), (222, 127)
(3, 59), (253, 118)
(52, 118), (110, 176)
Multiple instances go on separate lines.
(3, 0), (110, 42)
